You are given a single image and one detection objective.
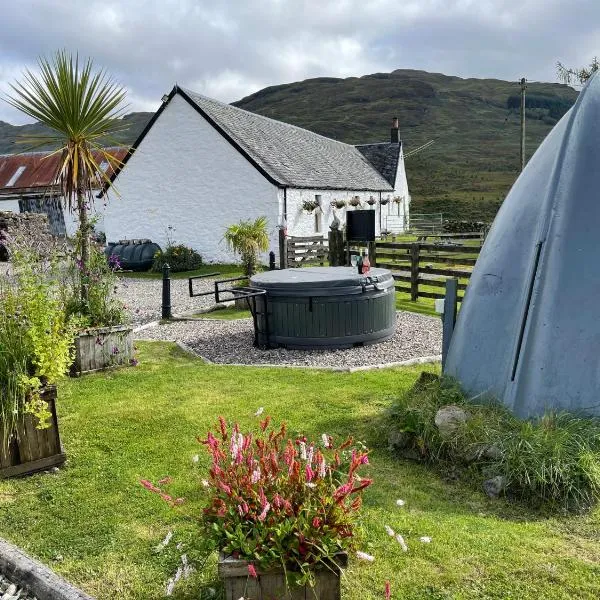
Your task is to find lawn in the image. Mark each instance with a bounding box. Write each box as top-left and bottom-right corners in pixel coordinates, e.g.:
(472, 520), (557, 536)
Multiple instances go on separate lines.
(2, 343), (598, 600)
(119, 263), (243, 280)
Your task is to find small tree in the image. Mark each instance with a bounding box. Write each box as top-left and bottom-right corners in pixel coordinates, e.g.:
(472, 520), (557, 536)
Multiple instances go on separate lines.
(4, 51), (127, 309)
(557, 57), (599, 85)
(223, 216), (269, 277)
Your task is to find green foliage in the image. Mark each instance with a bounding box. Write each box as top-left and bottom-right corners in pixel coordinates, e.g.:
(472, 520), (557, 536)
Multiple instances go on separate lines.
(223, 216), (269, 277)
(0, 237), (81, 449)
(151, 244), (203, 274)
(64, 231), (127, 328)
(389, 373), (600, 511)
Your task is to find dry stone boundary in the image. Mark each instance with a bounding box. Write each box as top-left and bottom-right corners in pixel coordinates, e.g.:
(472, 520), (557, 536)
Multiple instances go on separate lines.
(0, 538), (94, 600)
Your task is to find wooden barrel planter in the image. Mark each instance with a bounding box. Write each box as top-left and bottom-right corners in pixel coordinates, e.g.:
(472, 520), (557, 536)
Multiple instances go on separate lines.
(0, 386), (65, 479)
(72, 325), (134, 375)
(219, 553), (347, 600)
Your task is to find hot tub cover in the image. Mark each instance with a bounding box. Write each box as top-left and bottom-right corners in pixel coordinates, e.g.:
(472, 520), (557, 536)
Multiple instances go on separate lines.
(251, 267), (393, 297)
(445, 72), (600, 418)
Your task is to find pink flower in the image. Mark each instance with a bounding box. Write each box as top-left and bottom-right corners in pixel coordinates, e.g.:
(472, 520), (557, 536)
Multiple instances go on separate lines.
(257, 502), (271, 522)
(305, 464), (315, 482)
(248, 564), (258, 579)
(251, 467), (261, 484)
(312, 517), (322, 528)
(385, 580), (391, 600)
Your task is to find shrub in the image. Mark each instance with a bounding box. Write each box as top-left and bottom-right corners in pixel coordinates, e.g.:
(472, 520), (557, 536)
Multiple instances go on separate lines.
(0, 236), (81, 451)
(151, 244), (203, 273)
(223, 217), (269, 277)
(142, 416), (372, 587)
(64, 231), (127, 328)
(389, 373), (600, 511)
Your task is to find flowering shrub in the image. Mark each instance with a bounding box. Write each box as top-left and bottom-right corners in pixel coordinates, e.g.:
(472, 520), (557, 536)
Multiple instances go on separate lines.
(64, 229), (127, 328)
(142, 416), (372, 587)
(151, 244), (203, 273)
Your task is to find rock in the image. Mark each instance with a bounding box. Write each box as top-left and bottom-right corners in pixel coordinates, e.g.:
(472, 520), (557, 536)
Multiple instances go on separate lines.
(388, 429), (411, 451)
(483, 444), (503, 461)
(434, 405), (469, 438)
(483, 475), (507, 499)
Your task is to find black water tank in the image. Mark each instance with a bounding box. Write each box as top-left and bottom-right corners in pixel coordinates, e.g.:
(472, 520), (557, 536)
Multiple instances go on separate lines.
(346, 210), (375, 242)
(105, 239), (161, 272)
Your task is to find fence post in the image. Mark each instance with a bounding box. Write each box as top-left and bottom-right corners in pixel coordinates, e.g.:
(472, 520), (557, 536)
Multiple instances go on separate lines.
(162, 263), (172, 319)
(328, 229), (345, 266)
(442, 278), (458, 370)
(278, 228), (287, 269)
(410, 243), (420, 301)
(368, 241), (377, 267)
(269, 251), (276, 270)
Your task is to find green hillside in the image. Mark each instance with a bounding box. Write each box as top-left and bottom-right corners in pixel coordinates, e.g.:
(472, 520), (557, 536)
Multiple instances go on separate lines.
(234, 69), (578, 221)
(1, 69), (578, 222)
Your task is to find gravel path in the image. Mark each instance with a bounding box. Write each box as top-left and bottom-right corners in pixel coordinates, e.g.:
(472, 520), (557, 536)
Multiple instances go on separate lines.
(0, 574), (37, 599)
(117, 276), (219, 325)
(138, 311), (442, 368)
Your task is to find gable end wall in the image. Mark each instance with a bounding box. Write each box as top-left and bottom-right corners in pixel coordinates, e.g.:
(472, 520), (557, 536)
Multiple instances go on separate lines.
(104, 94), (280, 263)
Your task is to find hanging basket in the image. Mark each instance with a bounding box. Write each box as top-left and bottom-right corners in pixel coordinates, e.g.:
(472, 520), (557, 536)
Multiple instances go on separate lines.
(302, 200), (319, 213)
(379, 197), (390, 206)
(331, 199), (347, 209)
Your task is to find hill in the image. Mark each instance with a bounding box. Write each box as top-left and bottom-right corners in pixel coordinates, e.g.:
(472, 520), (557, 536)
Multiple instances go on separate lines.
(234, 70), (578, 221)
(0, 69), (578, 221)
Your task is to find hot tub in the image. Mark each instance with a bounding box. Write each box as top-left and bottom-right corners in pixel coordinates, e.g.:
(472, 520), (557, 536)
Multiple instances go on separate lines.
(249, 267), (396, 349)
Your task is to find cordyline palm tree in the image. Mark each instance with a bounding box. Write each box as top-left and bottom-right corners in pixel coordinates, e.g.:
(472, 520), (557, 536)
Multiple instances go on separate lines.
(4, 50), (127, 305)
(223, 216), (270, 277)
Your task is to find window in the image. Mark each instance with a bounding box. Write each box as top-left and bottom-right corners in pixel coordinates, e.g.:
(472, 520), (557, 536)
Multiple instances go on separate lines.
(99, 161), (110, 172)
(6, 166), (26, 187)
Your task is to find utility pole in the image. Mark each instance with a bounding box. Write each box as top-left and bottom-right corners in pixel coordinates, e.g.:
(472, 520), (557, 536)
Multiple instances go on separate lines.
(520, 77), (527, 172)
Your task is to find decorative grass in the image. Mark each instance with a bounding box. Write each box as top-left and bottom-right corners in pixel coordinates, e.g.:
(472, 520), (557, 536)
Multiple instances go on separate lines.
(0, 344), (598, 599)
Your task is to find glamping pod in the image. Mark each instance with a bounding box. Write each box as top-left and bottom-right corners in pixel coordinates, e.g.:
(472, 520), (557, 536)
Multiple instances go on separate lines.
(445, 73), (600, 418)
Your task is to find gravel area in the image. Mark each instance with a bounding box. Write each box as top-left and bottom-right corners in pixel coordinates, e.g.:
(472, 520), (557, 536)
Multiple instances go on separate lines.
(117, 276), (219, 325)
(0, 574), (37, 599)
(138, 311), (442, 368)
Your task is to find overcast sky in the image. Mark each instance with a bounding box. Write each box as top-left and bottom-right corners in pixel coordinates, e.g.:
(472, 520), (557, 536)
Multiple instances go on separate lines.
(1, 0), (598, 124)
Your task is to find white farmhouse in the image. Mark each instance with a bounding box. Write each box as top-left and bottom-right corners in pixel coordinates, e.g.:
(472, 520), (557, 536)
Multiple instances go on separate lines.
(104, 86), (410, 263)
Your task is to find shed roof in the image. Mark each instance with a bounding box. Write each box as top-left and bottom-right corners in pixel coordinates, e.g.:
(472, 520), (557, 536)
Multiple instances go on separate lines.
(109, 86), (396, 192)
(0, 147), (128, 195)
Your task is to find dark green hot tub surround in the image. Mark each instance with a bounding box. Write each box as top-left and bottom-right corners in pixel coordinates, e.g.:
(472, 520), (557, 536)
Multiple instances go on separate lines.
(250, 267), (396, 349)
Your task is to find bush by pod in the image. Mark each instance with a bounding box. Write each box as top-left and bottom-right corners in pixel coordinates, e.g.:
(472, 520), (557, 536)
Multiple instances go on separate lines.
(142, 416), (373, 599)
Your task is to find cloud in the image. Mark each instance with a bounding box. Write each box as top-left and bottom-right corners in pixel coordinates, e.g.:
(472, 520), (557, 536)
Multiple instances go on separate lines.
(0, 0), (598, 124)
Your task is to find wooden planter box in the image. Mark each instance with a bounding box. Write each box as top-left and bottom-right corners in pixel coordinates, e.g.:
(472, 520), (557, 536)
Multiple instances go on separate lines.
(0, 386), (65, 478)
(72, 324), (133, 375)
(219, 553), (347, 600)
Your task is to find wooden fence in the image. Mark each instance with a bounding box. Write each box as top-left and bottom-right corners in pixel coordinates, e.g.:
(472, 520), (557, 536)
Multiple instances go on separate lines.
(285, 235), (327, 267)
(375, 242), (480, 301)
(281, 231), (481, 302)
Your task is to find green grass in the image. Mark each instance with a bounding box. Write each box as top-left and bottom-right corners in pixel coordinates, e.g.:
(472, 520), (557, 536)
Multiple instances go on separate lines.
(194, 307), (252, 320)
(118, 264), (243, 280)
(0, 343), (599, 599)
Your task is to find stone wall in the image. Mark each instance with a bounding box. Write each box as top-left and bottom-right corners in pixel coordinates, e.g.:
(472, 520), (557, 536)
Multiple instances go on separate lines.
(0, 211), (53, 261)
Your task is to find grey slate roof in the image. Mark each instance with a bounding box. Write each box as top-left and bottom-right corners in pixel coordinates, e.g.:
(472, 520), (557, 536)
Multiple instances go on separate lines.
(355, 143), (401, 187)
(180, 88), (394, 191)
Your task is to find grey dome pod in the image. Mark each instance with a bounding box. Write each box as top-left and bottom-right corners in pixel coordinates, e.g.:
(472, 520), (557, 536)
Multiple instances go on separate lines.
(445, 73), (600, 418)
